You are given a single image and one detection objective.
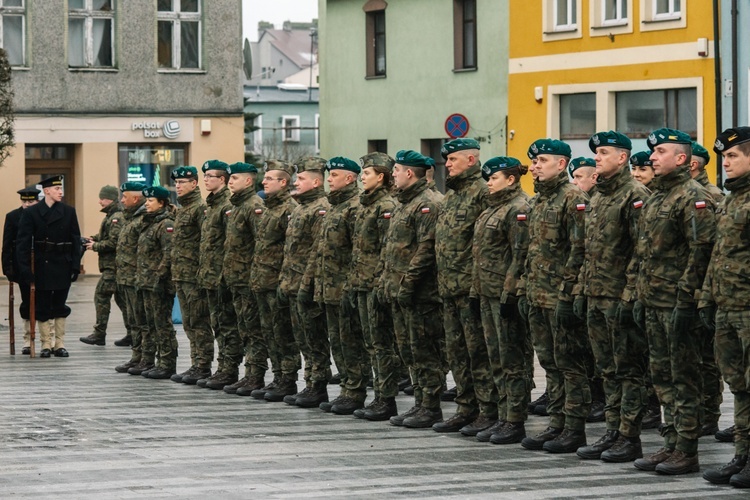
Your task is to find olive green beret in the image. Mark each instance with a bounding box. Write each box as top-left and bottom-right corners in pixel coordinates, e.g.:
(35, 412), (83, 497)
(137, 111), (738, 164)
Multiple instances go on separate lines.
(201, 159), (229, 173)
(395, 150), (433, 169)
(360, 152), (395, 170)
(630, 151), (653, 167)
(713, 126), (750, 153)
(589, 131), (632, 152)
(171, 166), (199, 180)
(647, 128), (692, 150)
(98, 185), (119, 201)
(293, 156), (327, 174)
(691, 142), (710, 165)
(481, 156), (522, 181)
(326, 156), (361, 174)
(568, 157), (596, 176)
(120, 181), (147, 192)
(226, 162), (258, 175)
(441, 138), (480, 159)
(528, 139), (572, 159)
(142, 186), (170, 200)
(263, 159), (295, 177)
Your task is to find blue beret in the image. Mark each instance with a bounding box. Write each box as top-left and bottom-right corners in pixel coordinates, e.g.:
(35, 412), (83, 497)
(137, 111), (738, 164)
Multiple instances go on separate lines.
(441, 138), (480, 159)
(481, 156), (522, 180)
(142, 186), (170, 200)
(528, 139), (571, 159)
(630, 151), (653, 167)
(226, 162), (258, 174)
(171, 166), (199, 180)
(120, 181), (147, 192)
(589, 131), (632, 152)
(647, 128), (692, 150)
(201, 159), (229, 173)
(568, 157), (596, 176)
(395, 150), (433, 169)
(326, 156), (361, 174)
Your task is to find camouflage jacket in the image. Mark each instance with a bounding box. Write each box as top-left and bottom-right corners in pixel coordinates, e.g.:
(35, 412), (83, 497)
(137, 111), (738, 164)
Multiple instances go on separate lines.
(520, 170), (587, 309)
(280, 186), (330, 295)
(381, 178), (440, 303)
(471, 184), (531, 300)
(222, 187), (264, 287)
(313, 181), (360, 304)
(695, 169), (725, 203)
(115, 199), (146, 287)
(349, 186), (396, 291)
(250, 188), (297, 292)
(577, 166), (650, 301)
(171, 189), (205, 283)
(636, 167), (716, 308)
(198, 186), (231, 290)
(91, 201), (123, 274)
(435, 164), (488, 298)
(699, 171), (750, 311)
(136, 206), (175, 291)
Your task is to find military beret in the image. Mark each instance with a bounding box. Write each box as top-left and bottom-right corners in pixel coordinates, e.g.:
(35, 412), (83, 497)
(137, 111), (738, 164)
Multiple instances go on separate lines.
(691, 142), (710, 165)
(527, 139), (571, 159)
(326, 156), (361, 174)
(142, 186), (170, 200)
(98, 185), (119, 201)
(171, 166), (199, 180)
(589, 131), (632, 152)
(713, 126), (750, 154)
(263, 159), (295, 177)
(567, 157), (596, 176)
(120, 181), (147, 192)
(630, 151), (653, 167)
(39, 175), (63, 188)
(293, 156), (327, 174)
(395, 150), (433, 169)
(18, 187), (40, 201)
(441, 138), (480, 159)
(201, 159), (229, 173)
(226, 162), (258, 175)
(647, 128), (692, 150)
(481, 156), (522, 181)
(360, 152), (395, 170)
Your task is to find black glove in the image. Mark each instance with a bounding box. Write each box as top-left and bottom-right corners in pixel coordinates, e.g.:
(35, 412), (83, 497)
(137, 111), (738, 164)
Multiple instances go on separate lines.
(633, 300), (646, 332)
(518, 295), (529, 318)
(276, 287), (289, 306)
(396, 287), (413, 309)
(555, 300), (577, 328)
(499, 295), (517, 320)
(671, 305), (695, 334)
(297, 287), (313, 306)
(70, 273), (79, 283)
(573, 296), (587, 320)
(616, 300), (635, 328)
(470, 297), (481, 318)
(698, 304), (717, 331)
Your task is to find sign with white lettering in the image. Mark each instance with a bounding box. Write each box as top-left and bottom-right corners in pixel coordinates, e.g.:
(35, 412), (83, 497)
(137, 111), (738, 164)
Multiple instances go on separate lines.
(132, 120), (182, 140)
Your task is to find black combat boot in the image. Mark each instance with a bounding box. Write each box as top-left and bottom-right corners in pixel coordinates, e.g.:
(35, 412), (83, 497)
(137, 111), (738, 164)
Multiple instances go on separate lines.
(543, 428), (587, 453)
(703, 455), (747, 484)
(460, 415), (497, 437)
(634, 446), (674, 471)
(432, 412), (477, 433)
(403, 407), (443, 428)
(182, 367), (211, 385)
(251, 376), (279, 399)
(576, 430), (619, 459)
(264, 378), (298, 402)
(320, 394), (347, 413)
(389, 405), (420, 426)
(127, 361), (154, 375)
(490, 421), (526, 445)
(235, 376), (265, 396)
(295, 382), (328, 408)
(331, 396), (365, 415)
(521, 426), (563, 450)
(477, 420), (506, 442)
(364, 397), (398, 421)
(654, 450), (699, 475)
(528, 391), (548, 415)
(79, 333), (105, 346)
(205, 371), (238, 390)
(715, 425), (735, 443)
(114, 335), (132, 347)
(285, 386), (310, 405)
(730, 460), (750, 488)
(601, 435), (643, 463)
(147, 366), (176, 379)
(354, 398), (380, 419)
(115, 359), (139, 373)
(701, 421), (720, 437)
(171, 367), (195, 383)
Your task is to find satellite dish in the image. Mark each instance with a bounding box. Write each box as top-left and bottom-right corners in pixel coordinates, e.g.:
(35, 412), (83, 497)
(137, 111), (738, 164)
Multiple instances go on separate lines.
(243, 39), (253, 80)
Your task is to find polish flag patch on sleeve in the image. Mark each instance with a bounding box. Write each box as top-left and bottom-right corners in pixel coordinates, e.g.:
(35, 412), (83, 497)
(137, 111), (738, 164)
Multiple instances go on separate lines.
(166, 227), (174, 233)
(695, 201), (707, 209)
(576, 203), (586, 211)
(421, 207), (431, 214)
(254, 208), (263, 214)
(318, 210), (327, 216)
(633, 200), (643, 209)
(383, 212), (392, 219)
(112, 218), (119, 223)
(517, 213), (527, 221)
(225, 210), (232, 216)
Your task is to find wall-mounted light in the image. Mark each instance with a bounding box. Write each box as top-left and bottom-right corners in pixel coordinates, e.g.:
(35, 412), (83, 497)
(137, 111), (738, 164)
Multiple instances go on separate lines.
(534, 86), (543, 103)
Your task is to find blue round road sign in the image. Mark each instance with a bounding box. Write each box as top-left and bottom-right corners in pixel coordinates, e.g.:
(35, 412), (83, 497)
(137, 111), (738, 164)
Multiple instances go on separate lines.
(445, 113), (470, 139)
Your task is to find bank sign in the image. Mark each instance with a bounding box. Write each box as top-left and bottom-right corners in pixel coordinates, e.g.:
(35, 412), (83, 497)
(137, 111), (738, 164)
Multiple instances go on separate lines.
(132, 120), (181, 140)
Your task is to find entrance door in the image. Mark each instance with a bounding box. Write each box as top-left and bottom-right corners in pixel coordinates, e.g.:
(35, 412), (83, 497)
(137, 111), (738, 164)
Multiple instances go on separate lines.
(24, 145), (75, 206)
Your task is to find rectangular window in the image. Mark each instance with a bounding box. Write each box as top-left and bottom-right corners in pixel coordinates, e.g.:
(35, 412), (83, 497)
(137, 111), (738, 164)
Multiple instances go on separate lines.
(157, 0), (201, 70)
(365, 10), (386, 77)
(602, 0), (627, 24)
(118, 144), (187, 202)
(560, 93), (596, 139)
(0, 0), (25, 66)
(252, 114), (263, 153)
(453, 0), (477, 70)
(368, 139), (387, 154)
(615, 88), (697, 138)
(554, 0), (577, 30)
(654, 0), (680, 18)
(314, 113), (320, 154)
(69, 0), (114, 68)
(282, 115), (300, 142)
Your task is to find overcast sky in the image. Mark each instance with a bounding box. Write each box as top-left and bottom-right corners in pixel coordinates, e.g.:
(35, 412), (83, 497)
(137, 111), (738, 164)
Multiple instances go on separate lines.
(243, 0), (319, 41)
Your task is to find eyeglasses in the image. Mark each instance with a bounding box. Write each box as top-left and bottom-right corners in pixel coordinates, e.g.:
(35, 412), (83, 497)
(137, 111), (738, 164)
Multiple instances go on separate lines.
(203, 173), (222, 179)
(174, 179), (193, 185)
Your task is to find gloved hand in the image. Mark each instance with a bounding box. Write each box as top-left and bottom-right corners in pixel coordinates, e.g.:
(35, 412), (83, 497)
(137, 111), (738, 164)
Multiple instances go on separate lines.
(633, 300), (646, 332)
(470, 297), (481, 318)
(698, 304), (717, 331)
(518, 295), (529, 318)
(396, 287), (413, 309)
(499, 295), (517, 320)
(555, 300), (577, 328)
(70, 273), (79, 283)
(616, 300), (635, 328)
(573, 296), (587, 320)
(346, 289), (358, 310)
(276, 286), (289, 306)
(671, 305), (696, 334)
(297, 286), (313, 306)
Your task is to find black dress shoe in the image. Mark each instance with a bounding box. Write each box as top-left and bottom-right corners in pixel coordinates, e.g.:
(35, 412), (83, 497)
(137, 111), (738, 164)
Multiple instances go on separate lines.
(703, 455), (747, 484)
(21, 347), (31, 355)
(601, 435), (643, 462)
(490, 421), (527, 444)
(521, 426), (562, 450)
(716, 425), (735, 443)
(79, 333), (105, 346)
(40, 348), (52, 358)
(576, 430), (619, 459)
(53, 348), (70, 358)
(147, 367), (176, 379)
(114, 335), (132, 347)
(543, 429), (586, 453)
(432, 412), (477, 433)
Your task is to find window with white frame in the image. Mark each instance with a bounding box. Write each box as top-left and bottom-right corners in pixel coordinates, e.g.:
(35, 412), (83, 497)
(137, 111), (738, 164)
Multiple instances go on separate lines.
(68, 0), (115, 68)
(0, 0), (25, 66)
(602, 0), (627, 25)
(252, 114), (263, 153)
(282, 115), (300, 142)
(640, 0), (685, 30)
(615, 88), (697, 139)
(654, 0), (680, 19)
(157, 0), (201, 70)
(314, 114), (320, 153)
(554, 0), (577, 31)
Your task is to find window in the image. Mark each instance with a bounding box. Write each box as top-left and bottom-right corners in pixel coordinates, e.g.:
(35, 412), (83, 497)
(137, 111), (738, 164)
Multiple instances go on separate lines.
(282, 115), (300, 142)
(654, 0), (681, 18)
(68, 0), (114, 68)
(616, 88), (697, 139)
(0, 0), (25, 66)
(590, 0), (631, 36)
(560, 93), (596, 158)
(368, 139), (387, 154)
(252, 114), (263, 153)
(453, 0), (477, 70)
(364, 0), (387, 78)
(314, 113), (320, 154)
(157, 0), (201, 70)
(421, 139), (447, 193)
(554, 0), (577, 31)
(543, 0), (581, 41)
(602, 0), (627, 25)
(640, 0), (685, 30)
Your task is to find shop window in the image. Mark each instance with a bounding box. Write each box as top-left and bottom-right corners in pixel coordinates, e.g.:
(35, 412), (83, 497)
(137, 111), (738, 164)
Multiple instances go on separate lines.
(364, 0), (386, 78)
(615, 88), (697, 139)
(453, 0), (477, 71)
(0, 0), (25, 66)
(282, 115), (300, 142)
(559, 93), (596, 158)
(68, 0), (115, 68)
(118, 144), (187, 202)
(157, 0), (201, 70)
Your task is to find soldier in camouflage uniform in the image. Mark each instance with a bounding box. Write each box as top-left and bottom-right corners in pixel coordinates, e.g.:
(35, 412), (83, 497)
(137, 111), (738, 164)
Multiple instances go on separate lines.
(434, 138), (497, 436)
(115, 182), (149, 374)
(250, 159), (300, 402)
(471, 157), (532, 445)
(569, 157), (598, 194)
(80, 185), (126, 346)
(633, 128), (716, 475)
(518, 138), (591, 454)
(137, 186), (178, 379)
(348, 152), (399, 421)
(281, 157), (331, 408)
(571, 132), (651, 463)
(168, 167), (211, 384)
(630, 152), (655, 188)
(380, 150), (444, 428)
(700, 127), (750, 488)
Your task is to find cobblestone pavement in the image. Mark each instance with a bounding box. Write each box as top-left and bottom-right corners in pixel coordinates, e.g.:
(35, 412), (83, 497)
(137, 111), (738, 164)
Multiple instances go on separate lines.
(0, 277), (745, 499)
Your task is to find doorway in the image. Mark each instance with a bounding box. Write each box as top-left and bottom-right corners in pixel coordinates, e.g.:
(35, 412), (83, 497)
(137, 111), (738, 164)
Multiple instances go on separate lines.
(24, 145), (76, 206)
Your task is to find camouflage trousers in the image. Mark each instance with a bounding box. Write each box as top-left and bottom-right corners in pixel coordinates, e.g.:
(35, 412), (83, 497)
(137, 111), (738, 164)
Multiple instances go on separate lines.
(699, 325), (723, 428)
(175, 282), (213, 371)
(528, 305), (592, 431)
(325, 300), (367, 401)
(119, 285), (146, 363)
(141, 288), (177, 370)
(713, 308), (750, 455)
(290, 295), (330, 384)
(645, 306), (702, 454)
(93, 273), (127, 337)
(357, 290), (399, 399)
(229, 286), (264, 378)
(443, 295), (497, 418)
(480, 296), (533, 423)
(206, 285), (241, 375)
(586, 297), (649, 437)
(256, 289), (300, 380)
(391, 300), (444, 410)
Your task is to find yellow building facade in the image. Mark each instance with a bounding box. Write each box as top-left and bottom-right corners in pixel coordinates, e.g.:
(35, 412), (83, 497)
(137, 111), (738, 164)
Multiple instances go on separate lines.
(508, 0), (717, 192)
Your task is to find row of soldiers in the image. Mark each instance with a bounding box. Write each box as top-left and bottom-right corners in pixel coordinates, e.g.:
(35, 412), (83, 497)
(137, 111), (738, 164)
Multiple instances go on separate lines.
(71, 126), (749, 489)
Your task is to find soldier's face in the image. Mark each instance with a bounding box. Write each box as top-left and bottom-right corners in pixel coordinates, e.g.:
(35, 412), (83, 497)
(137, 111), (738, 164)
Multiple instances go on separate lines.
(631, 165), (655, 186)
(721, 146), (750, 179)
(203, 170), (225, 193)
(361, 167), (383, 191)
(21, 199), (38, 208)
(294, 171), (320, 195)
(595, 146), (626, 179)
(174, 178), (197, 197)
(44, 186), (63, 202)
(533, 154), (564, 181)
(228, 173), (252, 194)
(571, 167), (597, 193)
(650, 143), (687, 176)
(121, 191), (140, 208)
(262, 170), (287, 196)
(444, 150), (476, 177)
(98, 198), (114, 208)
(486, 171), (513, 194)
(144, 197), (162, 212)
(327, 169), (353, 192)
(392, 164), (411, 189)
